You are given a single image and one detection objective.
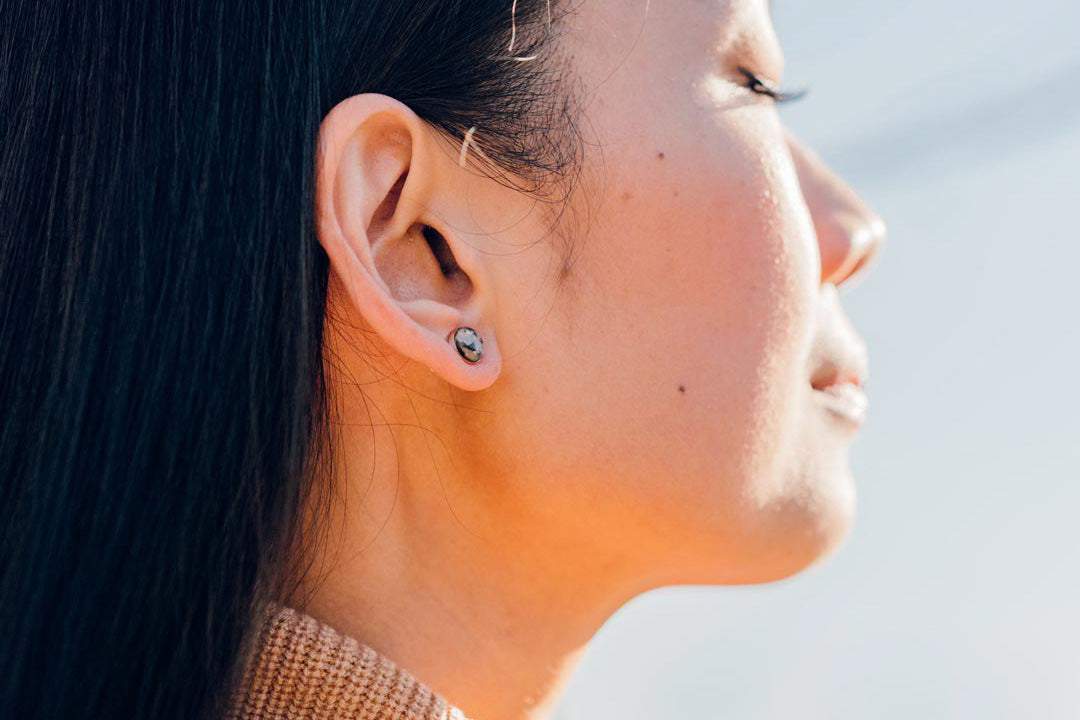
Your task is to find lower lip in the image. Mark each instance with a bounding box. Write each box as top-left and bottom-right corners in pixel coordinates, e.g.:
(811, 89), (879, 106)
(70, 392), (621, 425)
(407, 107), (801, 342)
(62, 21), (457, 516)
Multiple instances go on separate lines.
(812, 381), (868, 426)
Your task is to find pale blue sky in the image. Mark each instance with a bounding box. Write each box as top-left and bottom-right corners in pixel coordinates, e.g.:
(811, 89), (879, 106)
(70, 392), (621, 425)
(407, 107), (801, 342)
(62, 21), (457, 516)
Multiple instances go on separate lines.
(552, 1), (1080, 718)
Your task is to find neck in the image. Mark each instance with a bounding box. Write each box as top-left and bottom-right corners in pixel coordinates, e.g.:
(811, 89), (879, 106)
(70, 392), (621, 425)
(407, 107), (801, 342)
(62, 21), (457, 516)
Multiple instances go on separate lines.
(286, 379), (643, 720)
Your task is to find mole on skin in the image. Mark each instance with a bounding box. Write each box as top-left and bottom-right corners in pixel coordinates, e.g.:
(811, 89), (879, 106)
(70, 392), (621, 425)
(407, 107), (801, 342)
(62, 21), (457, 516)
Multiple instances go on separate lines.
(657, 151), (665, 160)
(678, 384), (686, 393)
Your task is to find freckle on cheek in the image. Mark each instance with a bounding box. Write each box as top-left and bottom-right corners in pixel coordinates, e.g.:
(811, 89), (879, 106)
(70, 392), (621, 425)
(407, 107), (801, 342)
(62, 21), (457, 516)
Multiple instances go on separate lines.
(678, 384), (686, 393)
(620, 192), (632, 201)
(657, 151), (665, 160)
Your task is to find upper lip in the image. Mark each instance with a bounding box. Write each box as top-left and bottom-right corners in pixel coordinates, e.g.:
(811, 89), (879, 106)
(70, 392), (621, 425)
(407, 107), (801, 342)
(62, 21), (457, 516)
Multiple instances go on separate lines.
(809, 286), (870, 391)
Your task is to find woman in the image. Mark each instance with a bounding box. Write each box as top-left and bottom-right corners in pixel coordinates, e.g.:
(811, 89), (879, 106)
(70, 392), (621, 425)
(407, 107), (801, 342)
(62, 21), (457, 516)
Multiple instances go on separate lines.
(0, 0), (885, 719)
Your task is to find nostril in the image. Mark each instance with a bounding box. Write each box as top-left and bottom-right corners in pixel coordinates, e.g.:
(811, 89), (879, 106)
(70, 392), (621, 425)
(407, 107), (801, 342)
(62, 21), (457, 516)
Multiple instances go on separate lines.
(843, 249), (873, 286)
(820, 212), (885, 287)
(835, 215), (886, 288)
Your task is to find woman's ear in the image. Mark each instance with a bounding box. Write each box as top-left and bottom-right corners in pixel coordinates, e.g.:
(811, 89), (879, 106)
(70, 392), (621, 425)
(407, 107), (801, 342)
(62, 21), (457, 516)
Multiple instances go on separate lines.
(315, 94), (501, 391)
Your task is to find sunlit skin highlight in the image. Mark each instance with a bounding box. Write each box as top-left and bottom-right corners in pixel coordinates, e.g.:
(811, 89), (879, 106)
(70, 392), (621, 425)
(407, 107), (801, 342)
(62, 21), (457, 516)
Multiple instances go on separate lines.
(290, 1), (887, 719)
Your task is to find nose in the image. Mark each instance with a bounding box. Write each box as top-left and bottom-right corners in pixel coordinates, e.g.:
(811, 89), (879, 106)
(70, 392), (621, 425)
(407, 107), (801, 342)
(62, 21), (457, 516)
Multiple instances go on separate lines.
(785, 129), (886, 289)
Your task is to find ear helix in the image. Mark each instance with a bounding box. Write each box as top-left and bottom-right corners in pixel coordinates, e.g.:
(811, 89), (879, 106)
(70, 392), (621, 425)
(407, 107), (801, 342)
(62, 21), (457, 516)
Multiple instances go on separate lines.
(451, 326), (484, 363)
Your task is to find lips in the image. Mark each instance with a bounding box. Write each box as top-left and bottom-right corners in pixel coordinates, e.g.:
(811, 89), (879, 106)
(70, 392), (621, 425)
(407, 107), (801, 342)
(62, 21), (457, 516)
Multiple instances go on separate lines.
(809, 340), (868, 428)
(812, 377), (869, 426)
(807, 287), (870, 427)
(810, 357), (867, 391)
(809, 331), (869, 427)
(808, 320), (869, 391)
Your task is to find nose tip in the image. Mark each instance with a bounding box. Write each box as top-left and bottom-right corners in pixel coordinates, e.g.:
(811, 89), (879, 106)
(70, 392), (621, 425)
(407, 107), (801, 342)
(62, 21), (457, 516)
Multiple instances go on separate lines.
(821, 210), (887, 288)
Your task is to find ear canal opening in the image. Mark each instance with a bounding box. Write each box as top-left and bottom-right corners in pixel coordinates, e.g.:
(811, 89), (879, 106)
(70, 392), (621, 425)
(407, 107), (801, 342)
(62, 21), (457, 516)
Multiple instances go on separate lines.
(421, 225), (464, 279)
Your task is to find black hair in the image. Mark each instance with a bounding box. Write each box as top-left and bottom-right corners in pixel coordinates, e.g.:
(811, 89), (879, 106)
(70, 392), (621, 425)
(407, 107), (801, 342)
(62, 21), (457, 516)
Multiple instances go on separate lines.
(0, 2), (576, 718)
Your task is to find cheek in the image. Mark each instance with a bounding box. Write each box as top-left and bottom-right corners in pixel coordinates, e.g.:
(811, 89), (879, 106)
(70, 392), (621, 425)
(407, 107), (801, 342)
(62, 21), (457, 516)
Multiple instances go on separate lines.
(511, 128), (820, 546)
(580, 118), (818, 449)
(471, 113), (829, 584)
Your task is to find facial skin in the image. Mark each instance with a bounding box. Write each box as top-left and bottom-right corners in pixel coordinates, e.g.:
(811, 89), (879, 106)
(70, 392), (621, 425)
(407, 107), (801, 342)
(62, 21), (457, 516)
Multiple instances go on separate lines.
(294, 1), (886, 719)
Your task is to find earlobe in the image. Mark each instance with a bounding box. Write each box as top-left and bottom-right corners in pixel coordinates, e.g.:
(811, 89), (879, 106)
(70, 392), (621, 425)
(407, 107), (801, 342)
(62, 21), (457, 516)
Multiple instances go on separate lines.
(315, 93), (502, 392)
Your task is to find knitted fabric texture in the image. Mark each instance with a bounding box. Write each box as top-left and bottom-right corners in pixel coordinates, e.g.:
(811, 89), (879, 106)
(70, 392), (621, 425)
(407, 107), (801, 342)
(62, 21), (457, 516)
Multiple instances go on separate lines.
(224, 602), (471, 720)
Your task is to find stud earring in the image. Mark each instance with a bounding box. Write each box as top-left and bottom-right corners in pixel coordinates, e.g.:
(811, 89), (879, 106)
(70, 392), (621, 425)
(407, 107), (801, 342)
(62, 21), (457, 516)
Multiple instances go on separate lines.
(452, 326), (483, 363)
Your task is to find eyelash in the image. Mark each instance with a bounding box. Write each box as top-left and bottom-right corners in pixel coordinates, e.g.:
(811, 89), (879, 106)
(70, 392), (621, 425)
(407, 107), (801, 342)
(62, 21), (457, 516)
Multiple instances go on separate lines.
(736, 66), (809, 104)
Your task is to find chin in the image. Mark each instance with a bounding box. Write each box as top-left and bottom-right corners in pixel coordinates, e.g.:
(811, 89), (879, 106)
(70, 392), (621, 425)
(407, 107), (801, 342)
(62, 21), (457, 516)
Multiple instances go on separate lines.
(746, 470), (858, 584)
(682, 469), (858, 587)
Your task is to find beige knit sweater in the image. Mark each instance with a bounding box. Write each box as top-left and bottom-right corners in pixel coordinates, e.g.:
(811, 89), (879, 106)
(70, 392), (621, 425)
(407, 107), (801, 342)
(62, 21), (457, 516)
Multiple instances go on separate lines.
(224, 602), (472, 720)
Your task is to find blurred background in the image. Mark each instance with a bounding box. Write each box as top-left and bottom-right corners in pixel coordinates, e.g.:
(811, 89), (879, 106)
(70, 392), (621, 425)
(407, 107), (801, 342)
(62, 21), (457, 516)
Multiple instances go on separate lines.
(552, 0), (1080, 717)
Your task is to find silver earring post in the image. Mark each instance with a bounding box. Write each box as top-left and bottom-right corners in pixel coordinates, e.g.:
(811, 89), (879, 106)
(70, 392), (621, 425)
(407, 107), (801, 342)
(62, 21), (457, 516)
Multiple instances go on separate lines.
(452, 326), (483, 363)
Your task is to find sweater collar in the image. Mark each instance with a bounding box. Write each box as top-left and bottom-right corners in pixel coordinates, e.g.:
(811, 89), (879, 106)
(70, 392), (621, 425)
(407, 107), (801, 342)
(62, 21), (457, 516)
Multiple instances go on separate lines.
(225, 602), (471, 720)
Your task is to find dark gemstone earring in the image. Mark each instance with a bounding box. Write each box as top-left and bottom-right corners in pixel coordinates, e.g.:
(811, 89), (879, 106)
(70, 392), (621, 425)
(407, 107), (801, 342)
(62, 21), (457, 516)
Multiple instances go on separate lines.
(452, 326), (483, 363)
